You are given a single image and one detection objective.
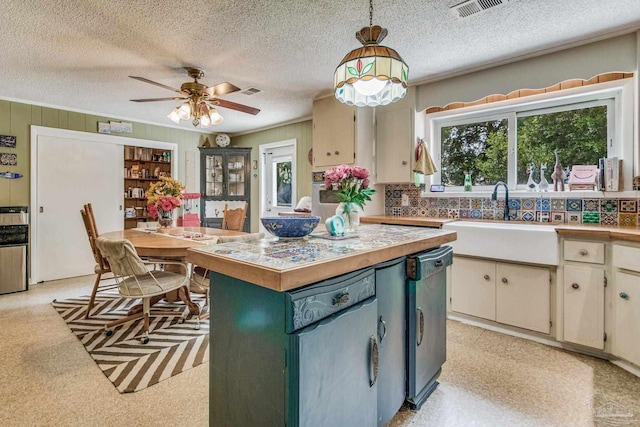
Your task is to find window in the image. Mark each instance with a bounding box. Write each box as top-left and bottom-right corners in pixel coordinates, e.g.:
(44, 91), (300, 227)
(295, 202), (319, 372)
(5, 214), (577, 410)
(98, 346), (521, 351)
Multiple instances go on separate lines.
(429, 80), (631, 192)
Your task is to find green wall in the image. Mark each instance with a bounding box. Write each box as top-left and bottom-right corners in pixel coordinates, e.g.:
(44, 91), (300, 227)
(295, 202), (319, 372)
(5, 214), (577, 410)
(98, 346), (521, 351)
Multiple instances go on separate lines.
(0, 99), (213, 206)
(231, 120), (313, 231)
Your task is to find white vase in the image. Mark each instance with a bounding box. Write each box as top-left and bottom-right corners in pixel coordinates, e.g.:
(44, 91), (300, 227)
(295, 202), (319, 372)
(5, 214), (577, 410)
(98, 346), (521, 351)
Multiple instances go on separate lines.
(336, 202), (361, 233)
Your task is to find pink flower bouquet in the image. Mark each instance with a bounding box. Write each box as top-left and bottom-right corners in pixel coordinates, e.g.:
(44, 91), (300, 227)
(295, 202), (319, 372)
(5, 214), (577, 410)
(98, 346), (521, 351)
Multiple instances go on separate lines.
(324, 164), (375, 209)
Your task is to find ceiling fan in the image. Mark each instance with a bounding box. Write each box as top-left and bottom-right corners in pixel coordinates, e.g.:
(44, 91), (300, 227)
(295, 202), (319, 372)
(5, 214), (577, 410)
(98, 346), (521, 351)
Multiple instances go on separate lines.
(129, 67), (260, 128)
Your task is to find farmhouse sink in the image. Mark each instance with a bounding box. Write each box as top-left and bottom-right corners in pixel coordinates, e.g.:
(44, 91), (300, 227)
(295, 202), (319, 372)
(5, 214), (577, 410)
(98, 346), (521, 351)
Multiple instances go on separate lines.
(441, 221), (559, 265)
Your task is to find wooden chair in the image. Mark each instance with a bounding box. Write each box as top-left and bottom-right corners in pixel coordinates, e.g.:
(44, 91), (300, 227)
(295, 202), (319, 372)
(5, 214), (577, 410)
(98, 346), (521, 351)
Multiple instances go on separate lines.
(95, 237), (189, 344)
(190, 232), (264, 328)
(221, 202), (248, 231)
(81, 203), (117, 319)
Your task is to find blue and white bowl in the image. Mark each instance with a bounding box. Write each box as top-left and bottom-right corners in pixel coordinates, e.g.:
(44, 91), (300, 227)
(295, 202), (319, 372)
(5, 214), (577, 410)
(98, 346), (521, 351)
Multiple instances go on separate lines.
(260, 216), (320, 238)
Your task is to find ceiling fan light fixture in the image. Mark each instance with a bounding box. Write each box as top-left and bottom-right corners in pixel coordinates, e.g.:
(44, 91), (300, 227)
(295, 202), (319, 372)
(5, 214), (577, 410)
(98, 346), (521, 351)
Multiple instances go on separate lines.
(200, 113), (212, 128)
(178, 102), (192, 121)
(334, 0), (408, 107)
(167, 108), (181, 124)
(209, 108), (224, 125)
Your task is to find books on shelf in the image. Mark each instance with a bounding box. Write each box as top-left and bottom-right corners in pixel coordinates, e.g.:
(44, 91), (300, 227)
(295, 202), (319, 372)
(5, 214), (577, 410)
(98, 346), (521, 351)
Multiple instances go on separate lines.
(604, 157), (622, 192)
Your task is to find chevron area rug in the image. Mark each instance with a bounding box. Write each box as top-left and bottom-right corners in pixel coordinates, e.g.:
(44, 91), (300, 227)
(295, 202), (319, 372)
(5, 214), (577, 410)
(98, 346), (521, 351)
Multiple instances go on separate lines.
(52, 290), (209, 393)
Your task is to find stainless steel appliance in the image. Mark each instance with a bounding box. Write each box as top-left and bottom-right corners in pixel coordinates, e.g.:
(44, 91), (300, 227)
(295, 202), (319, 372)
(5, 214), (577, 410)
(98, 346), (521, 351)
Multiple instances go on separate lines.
(406, 245), (453, 410)
(311, 171), (340, 222)
(0, 206), (28, 295)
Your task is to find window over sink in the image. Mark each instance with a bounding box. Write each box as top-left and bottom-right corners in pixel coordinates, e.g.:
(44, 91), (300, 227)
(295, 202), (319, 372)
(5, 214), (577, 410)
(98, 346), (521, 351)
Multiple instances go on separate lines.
(429, 78), (633, 192)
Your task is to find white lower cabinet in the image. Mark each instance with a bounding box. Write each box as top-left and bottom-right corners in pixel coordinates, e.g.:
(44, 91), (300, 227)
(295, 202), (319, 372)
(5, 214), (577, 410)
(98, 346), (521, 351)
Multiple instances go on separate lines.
(451, 257), (550, 334)
(563, 265), (605, 349)
(612, 270), (640, 367)
(450, 257), (495, 320)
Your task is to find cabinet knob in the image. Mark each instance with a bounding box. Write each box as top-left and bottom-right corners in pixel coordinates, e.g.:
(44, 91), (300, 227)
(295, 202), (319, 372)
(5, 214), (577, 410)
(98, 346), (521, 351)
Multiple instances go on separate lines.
(402, 160), (408, 166)
(334, 151), (340, 155)
(579, 249), (589, 256)
(326, 152), (331, 156)
(484, 274), (490, 280)
(501, 277), (508, 284)
(571, 283), (580, 289)
(620, 292), (629, 300)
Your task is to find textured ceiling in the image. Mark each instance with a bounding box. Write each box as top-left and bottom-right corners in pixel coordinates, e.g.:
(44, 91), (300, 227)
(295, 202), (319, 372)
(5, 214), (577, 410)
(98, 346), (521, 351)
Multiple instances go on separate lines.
(0, 0), (639, 135)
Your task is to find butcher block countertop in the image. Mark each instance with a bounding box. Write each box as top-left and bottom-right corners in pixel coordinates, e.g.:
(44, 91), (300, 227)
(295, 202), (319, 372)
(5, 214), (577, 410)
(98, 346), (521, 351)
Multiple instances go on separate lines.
(360, 215), (455, 227)
(186, 224), (456, 292)
(361, 216), (640, 243)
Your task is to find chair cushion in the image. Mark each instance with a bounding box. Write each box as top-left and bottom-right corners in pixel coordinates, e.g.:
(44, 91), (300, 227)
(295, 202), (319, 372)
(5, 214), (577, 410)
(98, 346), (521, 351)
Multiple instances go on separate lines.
(119, 271), (188, 297)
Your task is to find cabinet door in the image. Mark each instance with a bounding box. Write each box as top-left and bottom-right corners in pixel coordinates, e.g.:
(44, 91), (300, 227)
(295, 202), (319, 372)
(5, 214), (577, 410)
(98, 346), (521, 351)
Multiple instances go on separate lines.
(613, 271), (640, 367)
(375, 258), (406, 427)
(450, 257), (496, 320)
(496, 263), (550, 334)
(313, 96), (356, 167)
(563, 265), (605, 349)
(376, 108), (412, 183)
(292, 298), (378, 427)
(203, 152), (224, 197)
(414, 268), (447, 396)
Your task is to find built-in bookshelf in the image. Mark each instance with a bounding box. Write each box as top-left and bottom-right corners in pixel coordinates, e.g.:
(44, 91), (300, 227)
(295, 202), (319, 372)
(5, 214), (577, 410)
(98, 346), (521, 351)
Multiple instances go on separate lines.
(123, 145), (173, 229)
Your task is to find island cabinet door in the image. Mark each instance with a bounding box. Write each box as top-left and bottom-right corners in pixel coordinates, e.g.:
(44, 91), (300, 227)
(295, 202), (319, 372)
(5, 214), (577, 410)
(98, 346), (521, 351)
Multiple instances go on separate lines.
(289, 298), (378, 427)
(406, 245), (452, 410)
(375, 257), (407, 427)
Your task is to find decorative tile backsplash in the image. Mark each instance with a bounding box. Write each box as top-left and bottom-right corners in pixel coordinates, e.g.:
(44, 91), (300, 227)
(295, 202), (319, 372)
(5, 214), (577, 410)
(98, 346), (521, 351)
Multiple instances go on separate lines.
(384, 184), (640, 226)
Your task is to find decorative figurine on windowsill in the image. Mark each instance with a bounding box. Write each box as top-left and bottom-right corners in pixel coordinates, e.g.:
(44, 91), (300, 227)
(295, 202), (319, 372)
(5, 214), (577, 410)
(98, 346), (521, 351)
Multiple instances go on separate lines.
(551, 149), (567, 192)
(526, 163), (538, 191)
(539, 163), (549, 192)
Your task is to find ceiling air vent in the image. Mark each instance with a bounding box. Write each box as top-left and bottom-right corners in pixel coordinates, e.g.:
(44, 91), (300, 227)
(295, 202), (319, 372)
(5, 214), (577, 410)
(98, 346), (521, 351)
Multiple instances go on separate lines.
(451, 0), (510, 18)
(241, 87), (262, 95)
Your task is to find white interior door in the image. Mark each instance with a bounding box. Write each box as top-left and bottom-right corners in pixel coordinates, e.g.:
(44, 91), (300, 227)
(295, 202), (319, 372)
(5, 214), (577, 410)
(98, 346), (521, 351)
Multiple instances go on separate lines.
(260, 140), (297, 220)
(36, 135), (123, 282)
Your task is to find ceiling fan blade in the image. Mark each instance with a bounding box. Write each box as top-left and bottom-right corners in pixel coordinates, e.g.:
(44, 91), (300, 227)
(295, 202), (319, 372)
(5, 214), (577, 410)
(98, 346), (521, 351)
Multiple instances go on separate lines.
(129, 76), (183, 94)
(213, 99), (261, 115)
(205, 82), (241, 97)
(130, 97), (188, 102)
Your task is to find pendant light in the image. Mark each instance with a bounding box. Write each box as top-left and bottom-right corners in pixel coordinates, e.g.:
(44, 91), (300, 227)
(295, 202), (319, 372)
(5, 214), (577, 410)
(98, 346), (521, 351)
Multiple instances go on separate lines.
(334, 0), (409, 107)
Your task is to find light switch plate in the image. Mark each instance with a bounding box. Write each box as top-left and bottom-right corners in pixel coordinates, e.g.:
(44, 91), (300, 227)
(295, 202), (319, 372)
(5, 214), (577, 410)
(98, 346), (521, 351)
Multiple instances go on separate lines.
(401, 193), (409, 206)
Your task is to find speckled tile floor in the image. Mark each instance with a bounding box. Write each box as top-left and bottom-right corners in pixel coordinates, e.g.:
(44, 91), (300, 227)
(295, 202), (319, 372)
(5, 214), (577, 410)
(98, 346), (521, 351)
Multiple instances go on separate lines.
(1, 276), (639, 427)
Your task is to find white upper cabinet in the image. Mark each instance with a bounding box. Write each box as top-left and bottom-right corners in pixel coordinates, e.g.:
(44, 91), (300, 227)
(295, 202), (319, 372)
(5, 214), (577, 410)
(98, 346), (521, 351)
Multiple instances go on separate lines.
(312, 96), (356, 168)
(375, 87), (421, 184)
(376, 108), (413, 183)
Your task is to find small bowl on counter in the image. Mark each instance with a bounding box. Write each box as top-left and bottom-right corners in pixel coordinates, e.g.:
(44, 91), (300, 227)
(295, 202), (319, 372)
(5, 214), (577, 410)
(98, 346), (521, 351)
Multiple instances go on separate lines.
(261, 216), (320, 239)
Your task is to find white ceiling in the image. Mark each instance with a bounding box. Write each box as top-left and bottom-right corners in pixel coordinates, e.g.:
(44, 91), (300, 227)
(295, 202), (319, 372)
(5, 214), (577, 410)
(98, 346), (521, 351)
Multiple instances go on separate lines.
(0, 0), (639, 135)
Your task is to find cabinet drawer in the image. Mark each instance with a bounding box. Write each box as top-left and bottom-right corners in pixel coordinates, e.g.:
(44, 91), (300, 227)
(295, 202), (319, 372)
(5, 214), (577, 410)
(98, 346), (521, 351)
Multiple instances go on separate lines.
(564, 240), (605, 264)
(613, 245), (640, 272)
(285, 268), (375, 333)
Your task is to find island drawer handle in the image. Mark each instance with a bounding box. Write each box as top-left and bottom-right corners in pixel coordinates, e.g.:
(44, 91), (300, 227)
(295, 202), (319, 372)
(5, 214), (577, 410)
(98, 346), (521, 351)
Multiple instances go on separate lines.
(484, 274), (490, 280)
(571, 283), (580, 289)
(620, 292), (629, 300)
(332, 293), (350, 305)
(369, 336), (379, 387)
(579, 249), (589, 256)
(416, 307), (424, 346)
(378, 316), (387, 343)
(435, 260), (443, 267)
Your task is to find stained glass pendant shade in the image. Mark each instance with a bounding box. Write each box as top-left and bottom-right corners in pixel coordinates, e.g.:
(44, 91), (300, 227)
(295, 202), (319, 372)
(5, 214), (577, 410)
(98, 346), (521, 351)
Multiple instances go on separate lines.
(334, 2), (408, 107)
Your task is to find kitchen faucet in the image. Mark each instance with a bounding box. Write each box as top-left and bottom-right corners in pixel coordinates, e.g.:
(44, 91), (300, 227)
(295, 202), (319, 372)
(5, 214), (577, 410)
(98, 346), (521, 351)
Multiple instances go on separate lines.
(491, 181), (510, 221)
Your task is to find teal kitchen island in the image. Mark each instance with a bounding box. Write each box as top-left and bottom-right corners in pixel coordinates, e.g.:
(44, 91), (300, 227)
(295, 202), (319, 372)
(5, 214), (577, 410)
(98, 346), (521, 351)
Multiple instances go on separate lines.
(187, 224), (456, 427)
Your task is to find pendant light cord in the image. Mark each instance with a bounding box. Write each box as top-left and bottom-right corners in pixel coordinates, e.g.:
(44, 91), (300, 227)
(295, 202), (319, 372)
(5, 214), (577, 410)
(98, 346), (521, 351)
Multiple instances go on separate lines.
(369, 0), (374, 26)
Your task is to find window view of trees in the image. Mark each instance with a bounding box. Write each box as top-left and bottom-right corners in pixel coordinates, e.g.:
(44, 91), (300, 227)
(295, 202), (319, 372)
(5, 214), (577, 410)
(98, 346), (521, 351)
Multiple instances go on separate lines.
(439, 105), (607, 188)
(441, 119), (508, 186)
(516, 106), (607, 184)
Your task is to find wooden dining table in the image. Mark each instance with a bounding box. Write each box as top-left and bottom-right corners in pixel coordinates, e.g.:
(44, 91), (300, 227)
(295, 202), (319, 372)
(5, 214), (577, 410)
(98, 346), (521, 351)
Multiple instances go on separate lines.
(100, 227), (245, 314)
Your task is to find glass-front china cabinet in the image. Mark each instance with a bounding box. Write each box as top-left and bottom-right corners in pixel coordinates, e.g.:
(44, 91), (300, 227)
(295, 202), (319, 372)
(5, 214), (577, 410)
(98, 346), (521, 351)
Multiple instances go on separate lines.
(199, 147), (251, 231)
